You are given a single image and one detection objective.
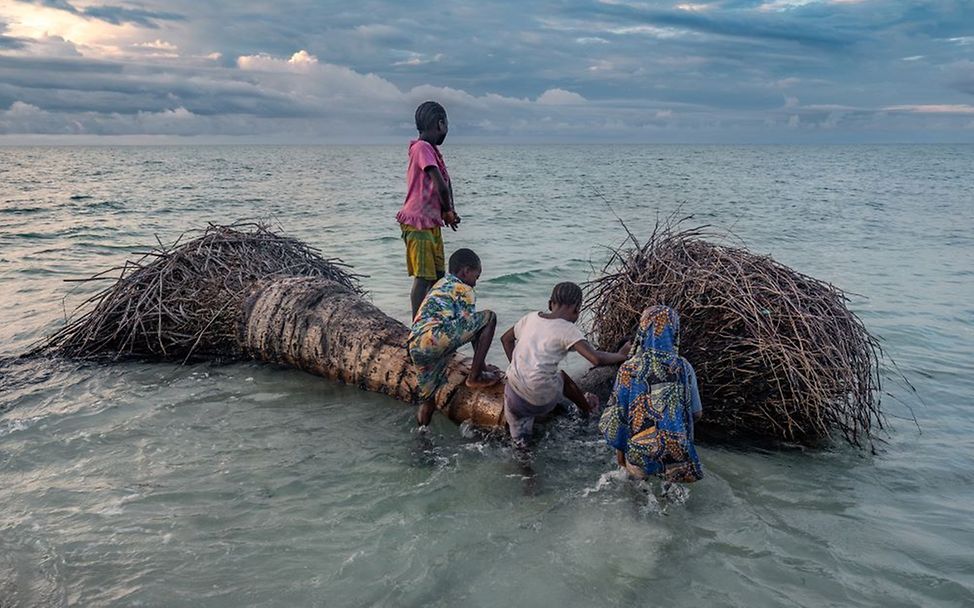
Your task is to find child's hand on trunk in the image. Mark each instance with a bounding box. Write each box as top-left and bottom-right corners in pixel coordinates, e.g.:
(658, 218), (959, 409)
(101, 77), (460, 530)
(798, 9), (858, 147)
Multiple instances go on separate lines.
(584, 392), (600, 416)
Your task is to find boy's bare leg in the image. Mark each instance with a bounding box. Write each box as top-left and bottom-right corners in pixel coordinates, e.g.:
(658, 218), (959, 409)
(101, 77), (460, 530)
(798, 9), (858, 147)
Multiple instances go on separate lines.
(410, 278), (434, 320)
(465, 311), (500, 388)
(416, 399), (436, 427)
(561, 371), (599, 415)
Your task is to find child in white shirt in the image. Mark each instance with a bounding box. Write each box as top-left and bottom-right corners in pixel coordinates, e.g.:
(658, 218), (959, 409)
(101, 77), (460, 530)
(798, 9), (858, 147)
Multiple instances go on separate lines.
(500, 282), (630, 448)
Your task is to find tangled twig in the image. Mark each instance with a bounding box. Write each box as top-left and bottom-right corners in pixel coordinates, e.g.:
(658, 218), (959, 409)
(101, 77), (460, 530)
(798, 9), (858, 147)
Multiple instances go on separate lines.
(585, 216), (886, 450)
(31, 222), (363, 362)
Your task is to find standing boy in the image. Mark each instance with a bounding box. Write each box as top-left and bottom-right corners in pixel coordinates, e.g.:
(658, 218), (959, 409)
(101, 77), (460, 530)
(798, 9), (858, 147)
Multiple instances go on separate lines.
(396, 101), (461, 319)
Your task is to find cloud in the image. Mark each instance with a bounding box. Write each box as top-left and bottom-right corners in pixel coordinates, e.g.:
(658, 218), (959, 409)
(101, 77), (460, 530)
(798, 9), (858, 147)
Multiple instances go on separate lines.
(135, 39), (178, 51)
(575, 36), (609, 45)
(4, 100), (41, 115)
(883, 104), (974, 114)
(23, 1), (78, 12)
(570, 1), (858, 48)
(17, 1), (185, 28)
(83, 6), (183, 28)
(286, 49), (317, 67)
(675, 3), (712, 12)
(0, 33), (27, 49)
(238, 50), (319, 72)
(606, 24), (686, 39)
(392, 52), (443, 67)
(536, 88), (587, 105)
(0, 18), (26, 48)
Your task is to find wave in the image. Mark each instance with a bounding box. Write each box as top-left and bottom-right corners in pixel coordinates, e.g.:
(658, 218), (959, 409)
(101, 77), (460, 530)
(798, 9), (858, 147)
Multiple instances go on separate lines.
(71, 199), (125, 210)
(0, 206), (46, 215)
(484, 260), (591, 286)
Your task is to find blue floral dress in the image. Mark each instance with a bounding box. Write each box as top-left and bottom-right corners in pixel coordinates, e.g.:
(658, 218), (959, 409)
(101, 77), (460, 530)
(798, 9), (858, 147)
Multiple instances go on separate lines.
(599, 305), (704, 483)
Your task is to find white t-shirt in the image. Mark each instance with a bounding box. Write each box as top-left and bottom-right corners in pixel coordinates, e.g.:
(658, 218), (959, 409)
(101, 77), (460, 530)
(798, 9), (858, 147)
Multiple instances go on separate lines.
(505, 312), (586, 406)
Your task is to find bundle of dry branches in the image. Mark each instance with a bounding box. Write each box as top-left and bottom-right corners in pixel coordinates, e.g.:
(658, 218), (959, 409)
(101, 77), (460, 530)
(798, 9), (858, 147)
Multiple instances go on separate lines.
(32, 222), (362, 362)
(585, 218), (885, 449)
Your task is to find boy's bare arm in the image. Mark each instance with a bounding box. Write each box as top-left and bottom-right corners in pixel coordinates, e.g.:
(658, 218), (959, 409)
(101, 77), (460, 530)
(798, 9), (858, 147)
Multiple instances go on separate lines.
(560, 371), (594, 414)
(425, 166), (459, 230)
(424, 165), (452, 211)
(572, 340), (630, 367)
(500, 327), (516, 362)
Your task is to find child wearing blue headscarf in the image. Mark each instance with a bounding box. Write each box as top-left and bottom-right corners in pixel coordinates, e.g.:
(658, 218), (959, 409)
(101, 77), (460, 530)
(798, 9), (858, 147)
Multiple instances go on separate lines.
(599, 305), (704, 483)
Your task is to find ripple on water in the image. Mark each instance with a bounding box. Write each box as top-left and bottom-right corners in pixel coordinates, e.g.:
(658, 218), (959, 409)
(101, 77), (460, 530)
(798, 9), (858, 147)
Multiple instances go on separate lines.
(0, 534), (68, 608)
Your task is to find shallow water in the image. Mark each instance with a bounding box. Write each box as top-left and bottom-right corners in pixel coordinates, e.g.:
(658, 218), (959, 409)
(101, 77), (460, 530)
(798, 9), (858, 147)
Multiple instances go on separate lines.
(1, 144), (972, 607)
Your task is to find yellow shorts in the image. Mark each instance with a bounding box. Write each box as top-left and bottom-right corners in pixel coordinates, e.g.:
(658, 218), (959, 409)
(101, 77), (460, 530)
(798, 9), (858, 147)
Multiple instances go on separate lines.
(401, 224), (445, 280)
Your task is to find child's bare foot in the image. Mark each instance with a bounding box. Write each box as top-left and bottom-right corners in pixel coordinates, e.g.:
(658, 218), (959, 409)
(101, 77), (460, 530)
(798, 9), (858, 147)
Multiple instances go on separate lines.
(465, 369), (500, 389)
(416, 401), (435, 426)
(584, 392), (600, 415)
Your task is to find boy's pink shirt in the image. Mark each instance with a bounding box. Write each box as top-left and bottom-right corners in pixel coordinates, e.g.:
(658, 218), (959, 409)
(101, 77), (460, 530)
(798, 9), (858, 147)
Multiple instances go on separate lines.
(395, 139), (450, 229)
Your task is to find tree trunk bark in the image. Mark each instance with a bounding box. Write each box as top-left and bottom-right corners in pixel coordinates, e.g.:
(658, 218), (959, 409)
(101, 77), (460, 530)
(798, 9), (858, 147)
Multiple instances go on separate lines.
(235, 277), (505, 427)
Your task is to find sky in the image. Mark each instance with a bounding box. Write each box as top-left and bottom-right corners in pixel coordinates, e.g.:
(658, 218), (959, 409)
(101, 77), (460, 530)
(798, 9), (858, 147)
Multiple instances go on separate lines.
(0, 0), (972, 143)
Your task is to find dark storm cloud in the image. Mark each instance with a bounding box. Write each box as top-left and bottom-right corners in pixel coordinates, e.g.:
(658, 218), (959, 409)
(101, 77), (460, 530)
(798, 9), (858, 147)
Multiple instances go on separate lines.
(27, 0), (78, 11)
(17, 0), (185, 27)
(0, 55), (314, 118)
(568, 2), (858, 48)
(0, 35), (26, 50)
(81, 6), (185, 28)
(0, 20), (26, 49)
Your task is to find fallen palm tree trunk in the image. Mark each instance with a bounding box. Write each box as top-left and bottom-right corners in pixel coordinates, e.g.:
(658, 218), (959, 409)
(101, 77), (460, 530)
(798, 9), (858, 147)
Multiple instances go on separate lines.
(583, 217), (886, 450)
(238, 276), (504, 425)
(31, 223), (505, 427)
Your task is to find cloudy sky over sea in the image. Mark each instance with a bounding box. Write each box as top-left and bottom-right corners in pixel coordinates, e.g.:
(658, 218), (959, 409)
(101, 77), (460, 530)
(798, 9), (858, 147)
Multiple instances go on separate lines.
(1, 0), (972, 142)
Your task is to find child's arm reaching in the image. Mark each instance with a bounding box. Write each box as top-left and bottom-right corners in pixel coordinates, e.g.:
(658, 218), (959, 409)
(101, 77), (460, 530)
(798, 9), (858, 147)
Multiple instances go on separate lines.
(424, 166), (460, 230)
(500, 326), (516, 362)
(560, 371), (600, 417)
(572, 339), (631, 367)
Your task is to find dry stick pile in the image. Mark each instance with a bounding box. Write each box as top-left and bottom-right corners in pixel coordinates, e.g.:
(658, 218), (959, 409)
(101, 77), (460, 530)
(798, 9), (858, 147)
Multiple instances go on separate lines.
(32, 223), (362, 362)
(585, 219), (885, 450)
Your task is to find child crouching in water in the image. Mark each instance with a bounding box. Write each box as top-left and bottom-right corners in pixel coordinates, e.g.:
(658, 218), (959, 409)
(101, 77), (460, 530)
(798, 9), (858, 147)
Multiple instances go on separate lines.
(500, 282), (631, 448)
(408, 248), (500, 426)
(599, 305), (704, 483)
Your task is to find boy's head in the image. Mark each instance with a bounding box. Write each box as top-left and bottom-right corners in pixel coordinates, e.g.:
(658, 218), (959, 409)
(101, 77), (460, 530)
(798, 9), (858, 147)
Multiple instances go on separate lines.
(415, 101), (448, 145)
(549, 282), (583, 322)
(449, 248), (481, 287)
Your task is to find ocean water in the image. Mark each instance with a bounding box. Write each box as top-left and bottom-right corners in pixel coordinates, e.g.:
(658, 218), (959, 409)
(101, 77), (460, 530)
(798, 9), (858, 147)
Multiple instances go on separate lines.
(0, 144), (972, 607)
